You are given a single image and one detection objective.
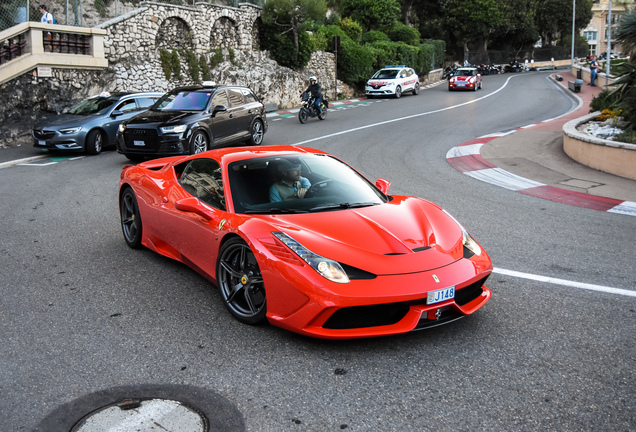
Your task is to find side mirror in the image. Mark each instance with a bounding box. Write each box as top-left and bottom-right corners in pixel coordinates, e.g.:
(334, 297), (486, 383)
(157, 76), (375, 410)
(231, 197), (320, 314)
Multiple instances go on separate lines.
(212, 105), (227, 117)
(175, 197), (215, 220)
(111, 110), (124, 118)
(375, 178), (391, 195)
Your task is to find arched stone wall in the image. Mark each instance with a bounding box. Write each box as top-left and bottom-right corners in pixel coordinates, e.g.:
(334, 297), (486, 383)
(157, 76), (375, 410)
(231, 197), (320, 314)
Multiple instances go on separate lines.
(210, 17), (238, 49)
(156, 16), (194, 51)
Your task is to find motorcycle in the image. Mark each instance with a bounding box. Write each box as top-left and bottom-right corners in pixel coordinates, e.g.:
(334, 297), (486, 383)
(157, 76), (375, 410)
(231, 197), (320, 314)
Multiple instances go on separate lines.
(299, 91), (328, 124)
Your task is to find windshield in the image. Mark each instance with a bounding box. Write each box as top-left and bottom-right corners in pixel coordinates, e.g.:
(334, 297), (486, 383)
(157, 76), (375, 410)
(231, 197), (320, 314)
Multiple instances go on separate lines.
(228, 154), (387, 214)
(454, 69), (476, 77)
(372, 69), (399, 79)
(152, 90), (212, 111)
(68, 97), (118, 115)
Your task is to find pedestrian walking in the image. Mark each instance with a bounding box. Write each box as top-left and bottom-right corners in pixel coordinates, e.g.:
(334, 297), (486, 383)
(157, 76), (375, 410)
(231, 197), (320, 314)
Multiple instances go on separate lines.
(39, 4), (54, 24)
(589, 56), (598, 87)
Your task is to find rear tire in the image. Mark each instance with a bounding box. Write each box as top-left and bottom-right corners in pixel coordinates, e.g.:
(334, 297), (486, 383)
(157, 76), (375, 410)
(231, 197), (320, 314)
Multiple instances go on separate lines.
(120, 187), (143, 249)
(412, 83), (420, 95)
(85, 130), (104, 155)
(318, 102), (328, 120)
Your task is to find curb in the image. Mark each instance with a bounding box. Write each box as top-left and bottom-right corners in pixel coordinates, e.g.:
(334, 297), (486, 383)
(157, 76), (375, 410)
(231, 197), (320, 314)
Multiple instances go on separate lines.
(446, 133), (636, 217)
(0, 154), (47, 170)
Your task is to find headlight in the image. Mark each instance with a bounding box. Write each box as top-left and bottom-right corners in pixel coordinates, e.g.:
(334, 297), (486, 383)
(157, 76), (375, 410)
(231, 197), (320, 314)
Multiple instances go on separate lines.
(118, 124), (126, 133)
(59, 127), (82, 134)
(160, 125), (187, 134)
(442, 209), (482, 257)
(273, 232), (350, 283)
(387, 82), (396, 86)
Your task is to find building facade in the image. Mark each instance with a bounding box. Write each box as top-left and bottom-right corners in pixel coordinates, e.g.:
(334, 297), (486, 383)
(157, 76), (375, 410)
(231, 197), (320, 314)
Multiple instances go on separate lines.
(582, 0), (631, 57)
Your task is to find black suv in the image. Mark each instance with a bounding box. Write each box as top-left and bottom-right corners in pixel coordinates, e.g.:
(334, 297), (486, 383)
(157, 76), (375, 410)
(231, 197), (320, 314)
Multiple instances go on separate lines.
(116, 83), (267, 160)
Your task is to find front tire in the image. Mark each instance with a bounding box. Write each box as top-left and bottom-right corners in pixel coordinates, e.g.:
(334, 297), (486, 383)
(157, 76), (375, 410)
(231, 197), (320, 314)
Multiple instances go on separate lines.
(120, 187), (143, 249)
(247, 119), (264, 145)
(394, 86), (402, 98)
(85, 130), (104, 155)
(298, 107), (308, 124)
(217, 238), (267, 325)
(191, 130), (209, 154)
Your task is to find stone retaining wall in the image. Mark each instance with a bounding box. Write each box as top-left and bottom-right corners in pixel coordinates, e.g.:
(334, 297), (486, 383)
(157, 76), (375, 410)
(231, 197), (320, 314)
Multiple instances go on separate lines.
(563, 112), (636, 181)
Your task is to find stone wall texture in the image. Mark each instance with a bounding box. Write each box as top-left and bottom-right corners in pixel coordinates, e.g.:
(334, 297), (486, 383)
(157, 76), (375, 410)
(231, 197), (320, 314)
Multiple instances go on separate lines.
(0, 1), (345, 148)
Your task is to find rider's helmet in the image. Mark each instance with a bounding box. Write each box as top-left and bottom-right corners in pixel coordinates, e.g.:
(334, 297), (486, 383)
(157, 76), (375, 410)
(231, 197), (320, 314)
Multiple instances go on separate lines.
(309, 76), (317, 83)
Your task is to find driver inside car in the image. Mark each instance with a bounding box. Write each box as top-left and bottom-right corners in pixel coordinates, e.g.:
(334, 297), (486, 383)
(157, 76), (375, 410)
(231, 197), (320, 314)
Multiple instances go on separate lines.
(269, 159), (311, 202)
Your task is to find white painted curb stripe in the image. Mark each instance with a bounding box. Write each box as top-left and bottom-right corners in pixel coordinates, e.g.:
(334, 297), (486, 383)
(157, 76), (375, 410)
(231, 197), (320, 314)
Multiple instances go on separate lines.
(494, 267), (636, 298)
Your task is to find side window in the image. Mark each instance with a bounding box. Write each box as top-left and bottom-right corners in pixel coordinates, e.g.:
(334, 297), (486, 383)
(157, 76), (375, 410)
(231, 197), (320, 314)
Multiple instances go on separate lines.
(211, 90), (230, 109)
(227, 89), (244, 107)
(241, 88), (257, 103)
(115, 99), (137, 113)
(400, 70), (407, 78)
(136, 97), (158, 109)
(179, 159), (226, 210)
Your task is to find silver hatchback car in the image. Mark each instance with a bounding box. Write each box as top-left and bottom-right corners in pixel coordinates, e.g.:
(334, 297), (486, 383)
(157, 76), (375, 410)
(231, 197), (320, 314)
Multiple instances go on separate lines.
(32, 91), (163, 155)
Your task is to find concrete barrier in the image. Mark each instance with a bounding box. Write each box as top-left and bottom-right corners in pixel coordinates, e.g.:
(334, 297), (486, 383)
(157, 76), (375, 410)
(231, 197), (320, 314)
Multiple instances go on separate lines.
(563, 112), (636, 181)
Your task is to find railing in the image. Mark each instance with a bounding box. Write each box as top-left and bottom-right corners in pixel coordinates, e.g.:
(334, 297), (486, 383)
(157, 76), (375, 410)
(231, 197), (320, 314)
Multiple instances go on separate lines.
(0, 21), (107, 85)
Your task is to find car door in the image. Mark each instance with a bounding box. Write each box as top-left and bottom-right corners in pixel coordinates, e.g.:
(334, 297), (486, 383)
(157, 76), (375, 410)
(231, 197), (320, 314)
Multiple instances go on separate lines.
(207, 89), (233, 146)
(226, 88), (250, 141)
(162, 158), (226, 277)
(102, 97), (141, 145)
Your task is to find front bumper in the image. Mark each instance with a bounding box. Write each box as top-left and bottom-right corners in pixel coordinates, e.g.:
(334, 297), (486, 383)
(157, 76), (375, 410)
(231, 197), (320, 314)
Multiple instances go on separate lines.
(32, 130), (85, 151)
(116, 129), (189, 157)
(261, 246), (493, 339)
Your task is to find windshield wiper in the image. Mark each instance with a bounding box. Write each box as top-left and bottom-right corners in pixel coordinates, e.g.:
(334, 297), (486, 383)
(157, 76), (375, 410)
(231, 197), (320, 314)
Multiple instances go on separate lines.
(309, 202), (379, 212)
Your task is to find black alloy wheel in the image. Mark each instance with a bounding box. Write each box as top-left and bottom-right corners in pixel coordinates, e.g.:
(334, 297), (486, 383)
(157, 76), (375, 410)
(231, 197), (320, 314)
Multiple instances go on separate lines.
(217, 238), (267, 324)
(120, 187), (143, 249)
(85, 129), (104, 155)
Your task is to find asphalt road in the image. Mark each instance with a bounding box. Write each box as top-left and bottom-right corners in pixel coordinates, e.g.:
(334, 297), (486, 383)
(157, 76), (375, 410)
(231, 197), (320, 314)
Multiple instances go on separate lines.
(1, 71), (634, 432)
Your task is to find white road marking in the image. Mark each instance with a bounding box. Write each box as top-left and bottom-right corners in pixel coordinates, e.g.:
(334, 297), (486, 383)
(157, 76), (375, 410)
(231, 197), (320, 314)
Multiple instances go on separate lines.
(292, 76), (521, 146)
(494, 267), (636, 298)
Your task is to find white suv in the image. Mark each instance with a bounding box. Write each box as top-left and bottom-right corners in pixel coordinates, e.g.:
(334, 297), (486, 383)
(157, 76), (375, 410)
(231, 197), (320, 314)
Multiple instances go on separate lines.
(365, 65), (420, 98)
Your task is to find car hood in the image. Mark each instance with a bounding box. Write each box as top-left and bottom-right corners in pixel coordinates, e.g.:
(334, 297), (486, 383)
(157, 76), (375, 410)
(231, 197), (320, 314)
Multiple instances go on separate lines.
(256, 196), (465, 275)
(127, 110), (196, 126)
(33, 113), (99, 129)
(452, 76), (474, 82)
(367, 79), (395, 85)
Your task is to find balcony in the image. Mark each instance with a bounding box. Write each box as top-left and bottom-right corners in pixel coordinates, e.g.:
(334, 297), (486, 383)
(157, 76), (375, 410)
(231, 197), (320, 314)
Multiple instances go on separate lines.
(0, 22), (107, 85)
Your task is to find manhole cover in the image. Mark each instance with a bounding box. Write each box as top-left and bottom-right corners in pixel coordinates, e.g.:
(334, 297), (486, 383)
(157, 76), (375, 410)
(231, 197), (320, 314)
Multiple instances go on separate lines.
(72, 398), (207, 431)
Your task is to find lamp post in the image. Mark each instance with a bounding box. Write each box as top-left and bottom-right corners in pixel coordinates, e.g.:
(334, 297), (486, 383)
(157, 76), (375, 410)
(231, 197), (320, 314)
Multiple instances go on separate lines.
(606, 0), (612, 89)
(571, 0), (576, 68)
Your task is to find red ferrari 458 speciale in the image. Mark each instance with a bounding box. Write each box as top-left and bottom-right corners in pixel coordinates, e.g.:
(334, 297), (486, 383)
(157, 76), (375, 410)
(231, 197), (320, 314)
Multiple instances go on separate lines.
(119, 146), (492, 339)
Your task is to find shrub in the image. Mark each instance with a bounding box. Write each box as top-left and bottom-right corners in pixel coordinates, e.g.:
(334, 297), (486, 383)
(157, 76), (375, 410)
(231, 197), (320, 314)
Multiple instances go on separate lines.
(200, 54), (211, 81)
(338, 17), (363, 43)
(260, 22), (313, 69)
(361, 30), (390, 45)
(590, 89), (619, 113)
(209, 48), (223, 69)
(388, 22), (420, 46)
(184, 50), (200, 83)
(318, 25), (374, 86)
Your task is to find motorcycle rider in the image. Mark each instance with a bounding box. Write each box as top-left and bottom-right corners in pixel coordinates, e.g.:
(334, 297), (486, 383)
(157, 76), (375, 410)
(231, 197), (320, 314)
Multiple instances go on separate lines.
(304, 76), (322, 114)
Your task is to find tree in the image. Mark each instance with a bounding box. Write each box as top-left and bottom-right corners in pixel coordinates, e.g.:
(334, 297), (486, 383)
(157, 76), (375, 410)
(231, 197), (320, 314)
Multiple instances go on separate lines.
(262, 0), (327, 63)
(442, 0), (505, 63)
(535, 0), (593, 47)
(340, 0), (401, 31)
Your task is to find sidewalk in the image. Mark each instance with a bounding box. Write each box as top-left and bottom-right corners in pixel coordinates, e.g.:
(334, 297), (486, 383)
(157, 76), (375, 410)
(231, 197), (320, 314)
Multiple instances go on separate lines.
(447, 71), (636, 216)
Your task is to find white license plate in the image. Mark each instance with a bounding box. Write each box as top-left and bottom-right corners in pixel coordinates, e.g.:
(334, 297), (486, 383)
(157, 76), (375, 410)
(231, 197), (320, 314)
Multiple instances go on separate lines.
(456, 83), (465, 87)
(133, 140), (145, 146)
(427, 286), (455, 305)
(38, 140), (46, 146)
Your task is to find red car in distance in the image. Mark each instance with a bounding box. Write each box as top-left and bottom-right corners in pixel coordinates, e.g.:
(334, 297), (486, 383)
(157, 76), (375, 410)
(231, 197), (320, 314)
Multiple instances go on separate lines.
(448, 67), (482, 91)
(119, 146), (492, 339)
